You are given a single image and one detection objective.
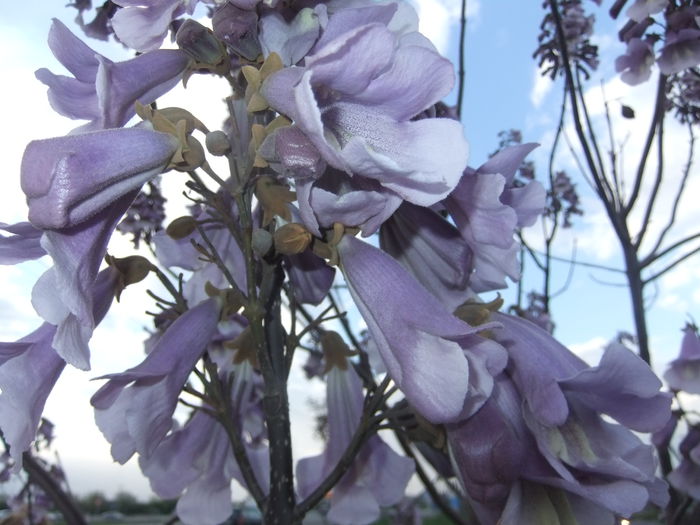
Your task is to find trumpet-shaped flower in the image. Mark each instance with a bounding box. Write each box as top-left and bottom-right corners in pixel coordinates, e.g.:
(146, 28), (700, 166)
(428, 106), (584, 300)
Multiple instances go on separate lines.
(36, 19), (188, 131)
(262, 2), (468, 208)
(92, 298), (220, 463)
(337, 235), (482, 423)
(447, 314), (671, 524)
(296, 356), (413, 524)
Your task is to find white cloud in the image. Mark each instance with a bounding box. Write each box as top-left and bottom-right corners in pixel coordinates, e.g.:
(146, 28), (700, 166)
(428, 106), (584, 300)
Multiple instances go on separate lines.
(413, 0), (480, 54)
(568, 336), (607, 365)
(530, 67), (553, 109)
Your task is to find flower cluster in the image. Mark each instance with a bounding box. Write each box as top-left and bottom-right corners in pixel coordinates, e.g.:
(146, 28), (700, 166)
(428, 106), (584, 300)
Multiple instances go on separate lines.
(0, 1), (674, 524)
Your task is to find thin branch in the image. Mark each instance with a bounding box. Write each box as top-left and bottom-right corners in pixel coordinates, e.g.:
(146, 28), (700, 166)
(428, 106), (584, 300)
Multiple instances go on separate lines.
(642, 232), (700, 268)
(292, 379), (390, 519)
(394, 434), (469, 525)
(457, 0), (468, 119)
(646, 123), (695, 260)
(644, 244), (700, 284)
(624, 74), (668, 216)
(633, 107), (665, 250)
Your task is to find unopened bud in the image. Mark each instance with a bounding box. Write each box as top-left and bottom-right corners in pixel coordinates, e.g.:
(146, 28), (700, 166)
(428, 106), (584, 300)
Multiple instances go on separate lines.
(252, 228), (273, 256)
(274, 223), (312, 255)
(166, 216), (197, 239)
(212, 3), (261, 61)
(206, 130), (231, 156)
(176, 19), (229, 74)
(105, 254), (152, 300)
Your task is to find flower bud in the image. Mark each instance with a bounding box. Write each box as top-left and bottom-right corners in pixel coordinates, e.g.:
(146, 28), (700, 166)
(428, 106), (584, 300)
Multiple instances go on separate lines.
(212, 3), (262, 61)
(274, 223), (312, 255)
(205, 130), (231, 156)
(166, 216), (197, 239)
(252, 228), (273, 256)
(176, 19), (230, 75)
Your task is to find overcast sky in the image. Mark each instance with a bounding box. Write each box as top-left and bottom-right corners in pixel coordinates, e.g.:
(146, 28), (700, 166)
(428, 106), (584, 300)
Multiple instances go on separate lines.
(0, 0), (698, 501)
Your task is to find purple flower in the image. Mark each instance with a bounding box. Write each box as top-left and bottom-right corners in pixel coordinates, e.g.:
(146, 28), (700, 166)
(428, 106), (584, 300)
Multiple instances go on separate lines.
(262, 2), (468, 208)
(140, 358), (268, 525)
(337, 235), (482, 423)
(667, 427), (700, 499)
(296, 357), (413, 525)
(658, 28), (700, 75)
(626, 0), (668, 22)
(36, 19), (188, 131)
(616, 38), (655, 85)
(21, 128), (177, 368)
(447, 314), (671, 524)
(259, 7), (321, 65)
(112, 0), (199, 52)
(0, 269), (118, 466)
(92, 298), (221, 463)
(0, 222), (45, 265)
(445, 144), (544, 292)
(663, 323), (700, 393)
(284, 249), (336, 306)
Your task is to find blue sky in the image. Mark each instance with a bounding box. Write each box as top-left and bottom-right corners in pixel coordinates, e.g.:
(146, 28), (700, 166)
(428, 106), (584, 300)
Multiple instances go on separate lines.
(0, 0), (698, 500)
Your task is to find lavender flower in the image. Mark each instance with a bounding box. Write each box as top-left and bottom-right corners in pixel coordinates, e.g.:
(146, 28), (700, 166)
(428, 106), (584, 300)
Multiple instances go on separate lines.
(0, 222), (45, 264)
(92, 298), (221, 462)
(0, 269), (118, 466)
(262, 2), (468, 210)
(337, 235), (483, 423)
(664, 323), (700, 394)
(111, 0), (199, 52)
(448, 314), (671, 524)
(36, 19), (188, 131)
(296, 344), (413, 524)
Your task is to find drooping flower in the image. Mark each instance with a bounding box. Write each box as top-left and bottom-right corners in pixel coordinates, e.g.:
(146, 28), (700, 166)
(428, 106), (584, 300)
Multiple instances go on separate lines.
(92, 298), (221, 463)
(626, 0), (668, 22)
(337, 235), (484, 423)
(447, 313), (671, 524)
(0, 268), (118, 466)
(667, 426), (700, 499)
(658, 28), (700, 75)
(296, 335), (414, 525)
(616, 38), (655, 85)
(36, 19), (189, 132)
(445, 144), (544, 292)
(379, 202), (471, 311)
(664, 323), (700, 394)
(21, 128), (178, 369)
(262, 2), (468, 208)
(140, 356), (267, 525)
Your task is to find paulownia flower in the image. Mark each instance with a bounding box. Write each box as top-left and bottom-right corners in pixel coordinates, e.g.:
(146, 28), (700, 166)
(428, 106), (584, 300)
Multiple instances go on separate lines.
(337, 235), (484, 423)
(664, 323), (700, 394)
(262, 2), (468, 211)
(36, 19), (188, 132)
(92, 298), (220, 463)
(445, 144), (544, 292)
(296, 342), (413, 525)
(0, 269), (118, 466)
(447, 313), (671, 524)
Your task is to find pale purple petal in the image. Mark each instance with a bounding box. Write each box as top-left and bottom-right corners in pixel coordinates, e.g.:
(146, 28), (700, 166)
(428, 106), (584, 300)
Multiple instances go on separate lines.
(92, 298), (220, 462)
(338, 235), (476, 423)
(112, 0), (185, 52)
(285, 250), (335, 306)
(0, 222), (45, 264)
(21, 128), (177, 230)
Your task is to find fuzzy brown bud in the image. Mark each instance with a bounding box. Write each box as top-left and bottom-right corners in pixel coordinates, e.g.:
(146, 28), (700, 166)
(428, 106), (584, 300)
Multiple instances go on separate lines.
(273, 223), (312, 255)
(205, 130), (231, 156)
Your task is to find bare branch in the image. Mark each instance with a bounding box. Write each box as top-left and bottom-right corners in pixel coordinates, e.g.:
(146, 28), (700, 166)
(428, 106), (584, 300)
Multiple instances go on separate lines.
(646, 123), (696, 260)
(457, 0), (468, 119)
(624, 74), (668, 216)
(644, 244), (700, 284)
(633, 109), (665, 250)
